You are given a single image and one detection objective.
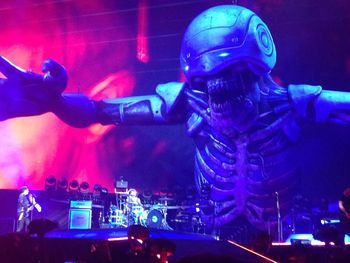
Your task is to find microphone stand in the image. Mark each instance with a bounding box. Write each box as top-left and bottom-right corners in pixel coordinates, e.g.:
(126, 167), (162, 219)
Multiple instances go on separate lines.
(275, 192), (283, 242)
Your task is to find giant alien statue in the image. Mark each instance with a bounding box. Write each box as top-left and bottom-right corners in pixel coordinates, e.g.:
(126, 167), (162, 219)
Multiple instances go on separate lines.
(0, 5), (349, 232)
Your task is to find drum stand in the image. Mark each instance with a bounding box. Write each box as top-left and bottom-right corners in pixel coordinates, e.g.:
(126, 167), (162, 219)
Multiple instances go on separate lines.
(115, 192), (128, 212)
(155, 199), (173, 230)
(126, 203), (134, 227)
(161, 202), (173, 230)
(108, 190), (129, 228)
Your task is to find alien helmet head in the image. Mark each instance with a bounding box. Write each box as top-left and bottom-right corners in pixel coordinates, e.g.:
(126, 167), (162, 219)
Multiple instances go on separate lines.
(180, 5), (276, 82)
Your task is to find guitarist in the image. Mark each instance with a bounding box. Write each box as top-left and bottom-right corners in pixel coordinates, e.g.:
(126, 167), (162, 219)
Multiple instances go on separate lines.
(16, 186), (41, 232)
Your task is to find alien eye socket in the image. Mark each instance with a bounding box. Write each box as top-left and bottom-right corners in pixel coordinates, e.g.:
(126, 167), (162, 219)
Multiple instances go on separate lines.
(190, 77), (207, 92)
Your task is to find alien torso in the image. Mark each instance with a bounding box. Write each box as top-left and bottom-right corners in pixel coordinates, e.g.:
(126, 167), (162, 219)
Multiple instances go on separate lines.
(186, 83), (311, 230)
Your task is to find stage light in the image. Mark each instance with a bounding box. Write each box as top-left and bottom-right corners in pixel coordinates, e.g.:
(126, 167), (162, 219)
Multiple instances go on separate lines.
(101, 187), (108, 195)
(136, 0), (149, 63)
(80, 181), (90, 194)
(57, 178), (68, 199)
(69, 179), (79, 192)
(92, 184), (102, 202)
(57, 178), (68, 191)
(45, 175), (56, 191)
(100, 187), (108, 199)
(79, 181), (90, 200)
(93, 184), (102, 192)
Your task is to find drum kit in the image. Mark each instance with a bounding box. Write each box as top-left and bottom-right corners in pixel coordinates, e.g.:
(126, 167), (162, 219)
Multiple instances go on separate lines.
(108, 194), (175, 229)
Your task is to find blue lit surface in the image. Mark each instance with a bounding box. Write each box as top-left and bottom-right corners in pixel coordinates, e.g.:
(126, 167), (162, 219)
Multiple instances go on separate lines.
(45, 228), (215, 241)
(69, 209), (91, 229)
(286, 233), (324, 245)
(218, 52), (230, 57)
(285, 233), (350, 245)
(345, 234), (350, 244)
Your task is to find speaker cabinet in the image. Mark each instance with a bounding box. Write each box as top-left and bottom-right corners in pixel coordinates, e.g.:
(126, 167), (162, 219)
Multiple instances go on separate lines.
(69, 209), (91, 229)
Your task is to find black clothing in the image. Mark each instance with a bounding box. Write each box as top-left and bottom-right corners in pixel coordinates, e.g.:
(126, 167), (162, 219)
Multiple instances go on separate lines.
(16, 193), (31, 232)
(338, 193), (350, 246)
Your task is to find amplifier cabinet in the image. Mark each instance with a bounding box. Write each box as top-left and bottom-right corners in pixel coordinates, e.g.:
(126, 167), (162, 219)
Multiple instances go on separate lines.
(69, 208), (91, 229)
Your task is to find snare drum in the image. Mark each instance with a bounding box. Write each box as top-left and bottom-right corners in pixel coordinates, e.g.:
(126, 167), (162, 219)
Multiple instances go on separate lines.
(131, 205), (144, 217)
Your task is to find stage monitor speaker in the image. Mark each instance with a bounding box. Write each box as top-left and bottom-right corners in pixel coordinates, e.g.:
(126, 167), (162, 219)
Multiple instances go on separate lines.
(69, 209), (91, 229)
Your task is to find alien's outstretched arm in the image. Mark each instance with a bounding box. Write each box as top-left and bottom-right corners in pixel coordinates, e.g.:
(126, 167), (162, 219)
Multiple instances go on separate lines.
(289, 84), (350, 125)
(0, 56), (67, 121)
(313, 90), (350, 125)
(54, 82), (188, 127)
(0, 56), (187, 127)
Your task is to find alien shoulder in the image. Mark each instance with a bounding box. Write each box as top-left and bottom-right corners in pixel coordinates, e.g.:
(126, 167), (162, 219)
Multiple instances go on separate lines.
(288, 84), (322, 120)
(155, 82), (187, 115)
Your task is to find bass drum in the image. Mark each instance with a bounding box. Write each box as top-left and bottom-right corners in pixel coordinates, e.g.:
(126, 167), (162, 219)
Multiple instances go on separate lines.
(140, 209), (164, 229)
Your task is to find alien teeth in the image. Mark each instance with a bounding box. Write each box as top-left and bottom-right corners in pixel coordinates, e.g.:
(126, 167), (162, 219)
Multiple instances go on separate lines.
(207, 78), (230, 95)
(210, 100), (234, 113)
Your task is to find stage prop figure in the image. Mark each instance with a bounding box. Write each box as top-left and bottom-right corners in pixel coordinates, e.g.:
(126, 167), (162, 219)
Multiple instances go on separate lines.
(1, 5), (350, 231)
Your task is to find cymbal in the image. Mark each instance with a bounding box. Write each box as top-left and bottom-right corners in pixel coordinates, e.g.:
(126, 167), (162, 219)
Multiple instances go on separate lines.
(161, 206), (181, 210)
(150, 204), (180, 210)
(158, 197), (174, 201)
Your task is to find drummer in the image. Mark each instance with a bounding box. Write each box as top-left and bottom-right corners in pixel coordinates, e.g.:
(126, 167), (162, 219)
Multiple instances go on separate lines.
(125, 188), (144, 224)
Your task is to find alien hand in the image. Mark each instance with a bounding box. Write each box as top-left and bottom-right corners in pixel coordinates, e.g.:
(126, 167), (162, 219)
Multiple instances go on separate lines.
(0, 56), (68, 120)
